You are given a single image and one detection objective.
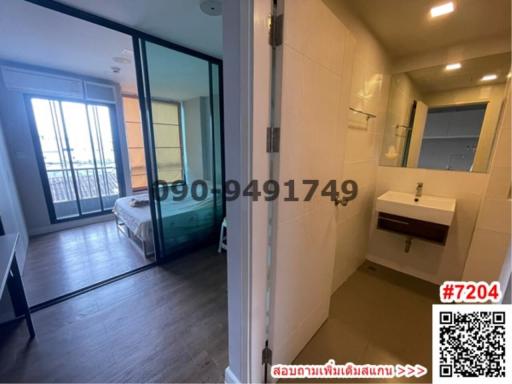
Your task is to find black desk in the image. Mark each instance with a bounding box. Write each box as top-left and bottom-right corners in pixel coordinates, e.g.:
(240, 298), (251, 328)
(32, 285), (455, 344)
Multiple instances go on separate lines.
(0, 233), (35, 338)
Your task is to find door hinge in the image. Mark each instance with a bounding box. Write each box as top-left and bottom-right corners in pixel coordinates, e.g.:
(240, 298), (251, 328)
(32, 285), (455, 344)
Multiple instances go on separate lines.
(266, 126), (280, 153)
(268, 14), (283, 47)
(262, 342), (273, 365)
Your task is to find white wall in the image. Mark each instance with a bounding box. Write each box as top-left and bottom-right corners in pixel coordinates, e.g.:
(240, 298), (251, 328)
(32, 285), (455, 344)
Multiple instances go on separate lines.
(368, 167), (489, 284)
(222, 0), (254, 382)
(463, 86), (511, 287)
(323, 0), (392, 292)
(0, 62), (131, 236)
(0, 114), (29, 322)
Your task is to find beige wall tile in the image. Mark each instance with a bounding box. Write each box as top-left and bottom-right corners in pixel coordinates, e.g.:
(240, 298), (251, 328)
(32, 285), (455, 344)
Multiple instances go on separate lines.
(485, 166), (512, 200)
(477, 198), (512, 234)
(463, 229), (511, 282)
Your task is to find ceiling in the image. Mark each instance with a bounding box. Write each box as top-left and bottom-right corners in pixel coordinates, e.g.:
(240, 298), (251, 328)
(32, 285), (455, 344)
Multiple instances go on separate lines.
(408, 53), (511, 93)
(344, 0), (511, 59)
(57, 0), (223, 58)
(0, 0), (220, 99)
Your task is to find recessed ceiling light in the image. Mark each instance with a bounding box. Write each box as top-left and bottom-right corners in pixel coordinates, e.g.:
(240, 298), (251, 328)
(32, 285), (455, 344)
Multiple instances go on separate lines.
(507, 73), (511, 78)
(481, 74), (498, 81)
(430, 2), (455, 17)
(113, 56), (131, 64)
(445, 63), (461, 71)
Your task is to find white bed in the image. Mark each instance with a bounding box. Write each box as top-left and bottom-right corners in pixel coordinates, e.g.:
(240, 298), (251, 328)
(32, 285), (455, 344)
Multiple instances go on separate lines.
(113, 193), (217, 255)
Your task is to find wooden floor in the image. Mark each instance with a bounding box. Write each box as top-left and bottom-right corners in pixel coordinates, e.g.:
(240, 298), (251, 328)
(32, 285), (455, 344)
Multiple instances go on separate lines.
(23, 220), (154, 306)
(0, 245), (227, 382)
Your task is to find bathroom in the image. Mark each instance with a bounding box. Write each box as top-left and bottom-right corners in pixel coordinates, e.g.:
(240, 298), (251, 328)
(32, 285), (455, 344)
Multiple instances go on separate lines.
(234, 0), (511, 382)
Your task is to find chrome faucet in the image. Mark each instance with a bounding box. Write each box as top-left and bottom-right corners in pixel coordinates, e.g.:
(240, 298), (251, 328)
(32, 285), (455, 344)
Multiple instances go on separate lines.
(415, 182), (423, 198)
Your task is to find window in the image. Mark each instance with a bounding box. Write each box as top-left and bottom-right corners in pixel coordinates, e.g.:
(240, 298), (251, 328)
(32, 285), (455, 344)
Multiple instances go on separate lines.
(122, 96), (184, 191)
(123, 96), (147, 191)
(418, 103), (487, 171)
(30, 97), (122, 221)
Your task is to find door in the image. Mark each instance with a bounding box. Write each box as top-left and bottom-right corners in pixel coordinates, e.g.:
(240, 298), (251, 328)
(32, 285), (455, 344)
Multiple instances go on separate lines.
(29, 97), (123, 222)
(136, 39), (224, 259)
(266, 0), (353, 369)
(406, 100), (428, 167)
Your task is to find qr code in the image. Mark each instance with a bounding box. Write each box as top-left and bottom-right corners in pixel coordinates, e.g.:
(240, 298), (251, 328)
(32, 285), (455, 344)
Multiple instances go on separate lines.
(433, 305), (512, 383)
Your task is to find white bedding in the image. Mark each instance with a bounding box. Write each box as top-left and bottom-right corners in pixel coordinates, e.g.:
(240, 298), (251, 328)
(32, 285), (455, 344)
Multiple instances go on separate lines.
(113, 193), (215, 243)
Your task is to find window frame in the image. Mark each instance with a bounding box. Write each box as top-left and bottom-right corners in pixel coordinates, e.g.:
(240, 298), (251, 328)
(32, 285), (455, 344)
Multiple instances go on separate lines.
(26, 94), (126, 223)
(122, 95), (186, 193)
(418, 102), (488, 172)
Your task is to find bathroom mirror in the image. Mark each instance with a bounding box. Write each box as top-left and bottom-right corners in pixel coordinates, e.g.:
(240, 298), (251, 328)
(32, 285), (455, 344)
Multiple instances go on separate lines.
(379, 53), (510, 172)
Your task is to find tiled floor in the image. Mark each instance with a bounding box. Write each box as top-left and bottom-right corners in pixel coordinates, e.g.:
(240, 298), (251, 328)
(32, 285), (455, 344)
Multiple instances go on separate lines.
(0, 245), (227, 383)
(291, 261), (439, 383)
(23, 220), (154, 305)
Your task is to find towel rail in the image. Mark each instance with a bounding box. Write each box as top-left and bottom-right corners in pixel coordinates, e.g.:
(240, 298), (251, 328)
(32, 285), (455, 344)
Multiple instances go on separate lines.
(349, 107), (376, 121)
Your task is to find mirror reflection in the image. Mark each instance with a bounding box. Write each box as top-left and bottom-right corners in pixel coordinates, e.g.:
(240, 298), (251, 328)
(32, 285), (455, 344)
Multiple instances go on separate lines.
(380, 53), (510, 172)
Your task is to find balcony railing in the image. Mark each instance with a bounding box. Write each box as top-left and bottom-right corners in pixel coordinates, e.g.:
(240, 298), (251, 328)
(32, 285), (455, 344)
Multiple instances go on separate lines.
(48, 166), (119, 202)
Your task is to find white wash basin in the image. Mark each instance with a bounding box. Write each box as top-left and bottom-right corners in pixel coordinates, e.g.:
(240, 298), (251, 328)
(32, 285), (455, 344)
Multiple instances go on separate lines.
(376, 191), (456, 226)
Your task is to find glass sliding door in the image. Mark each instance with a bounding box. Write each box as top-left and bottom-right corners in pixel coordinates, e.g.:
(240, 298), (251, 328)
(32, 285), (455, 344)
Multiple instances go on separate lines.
(30, 97), (122, 222)
(139, 40), (224, 258)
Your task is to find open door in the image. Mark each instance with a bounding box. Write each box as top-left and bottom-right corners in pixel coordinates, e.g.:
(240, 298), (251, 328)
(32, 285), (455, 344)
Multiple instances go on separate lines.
(265, 0), (353, 373)
(406, 100), (428, 168)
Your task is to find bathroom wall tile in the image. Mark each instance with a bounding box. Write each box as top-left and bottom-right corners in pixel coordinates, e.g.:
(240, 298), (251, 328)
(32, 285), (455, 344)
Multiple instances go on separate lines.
(421, 170), (489, 198)
(342, 182), (374, 221)
(332, 210), (372, 291)
(477, 198), (512, 234)
(375, 167), (428, 196)
(463, 229), (511, 282)
(283, 0), (345, 76)
(344, 128), (379, 163)
(344, 161), (376, 189)
(485, 166), (512, 200)
(462, 91), (510, 282)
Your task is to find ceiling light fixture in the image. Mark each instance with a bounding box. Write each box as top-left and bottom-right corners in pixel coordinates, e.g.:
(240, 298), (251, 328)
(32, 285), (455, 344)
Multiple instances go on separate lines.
(507, 73), (511, 79)
(113, 56), (131, 64)
(200, 0), (222, 16)
(445, 63), (461, 71)
(481, 74), (498, 81)
(430, 2), (455, 17)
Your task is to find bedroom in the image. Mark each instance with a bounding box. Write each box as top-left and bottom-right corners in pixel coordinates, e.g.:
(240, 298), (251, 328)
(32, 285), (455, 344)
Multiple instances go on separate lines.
(0, 0), (225, 331)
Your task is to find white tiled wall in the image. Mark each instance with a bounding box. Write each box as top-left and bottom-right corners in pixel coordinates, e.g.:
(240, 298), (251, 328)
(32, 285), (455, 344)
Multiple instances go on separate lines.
(270, 0), (357, 366)
(463, 88), (511, 287)
(324, 0), (392, 292)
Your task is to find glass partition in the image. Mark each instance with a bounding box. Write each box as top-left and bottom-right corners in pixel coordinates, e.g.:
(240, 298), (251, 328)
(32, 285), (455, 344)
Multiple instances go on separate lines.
(142, 41), (224, 258)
